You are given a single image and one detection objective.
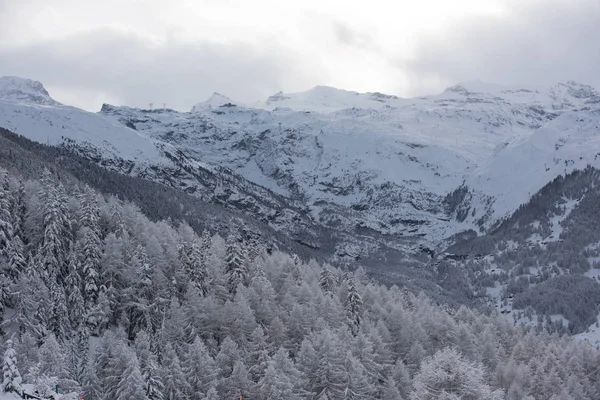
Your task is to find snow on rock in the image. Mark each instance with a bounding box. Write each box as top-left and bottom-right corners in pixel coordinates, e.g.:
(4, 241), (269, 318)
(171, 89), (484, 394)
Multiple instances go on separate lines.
(191, 92), (238, 112)
(259, 85), (406, 113)
(2, 75), (600, 248)
(0, 76), (61, 107)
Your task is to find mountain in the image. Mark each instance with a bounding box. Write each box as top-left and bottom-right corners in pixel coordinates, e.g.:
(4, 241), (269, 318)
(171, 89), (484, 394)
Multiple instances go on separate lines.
(0, 76), (61, 106)
(2, 77), (600, 252)
(4, 76), (600, 331)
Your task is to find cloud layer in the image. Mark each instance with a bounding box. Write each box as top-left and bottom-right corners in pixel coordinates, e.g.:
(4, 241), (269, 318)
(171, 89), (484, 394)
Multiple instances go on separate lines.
(0, 0), (598, 110)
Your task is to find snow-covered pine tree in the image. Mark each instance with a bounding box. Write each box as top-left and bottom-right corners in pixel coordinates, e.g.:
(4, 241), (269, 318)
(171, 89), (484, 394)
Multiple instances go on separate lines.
(6, 235), (26, 283)
(345, 278), (363, 336)
(381, 376), (403, 400)
(78, 185), (100, 234)
(2, 339), (21, 393)
(225, 235), (247, 293)
(0, 170), (14, 257)
(257, 360), (298, 399)
(183, 239), (209, 296)
(161, 344), (189, 400)
(203, 387), (218, 400)
(115, 356), (150, 400)
(344, 351), (376, 400)
(47, 281), (69, 340)
(39, 170), (72, 283)
(319, 266), (336, 296)
(78, 226), (102, 305)
(65, 247), (85, 330)
(65, 328), (89, 387)
(247, 325), (270, 383)
(222, 360), (253, 400)
(11, 180), (26, 241)
(135, 331), (164, 400)
(183, 336), (218, 398)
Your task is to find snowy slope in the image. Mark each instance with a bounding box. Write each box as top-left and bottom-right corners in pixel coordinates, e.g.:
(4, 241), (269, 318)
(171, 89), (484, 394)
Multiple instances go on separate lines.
(2, 75), (600, 251)
(467, 110), (600, 224)
(100, 80), (600, 242)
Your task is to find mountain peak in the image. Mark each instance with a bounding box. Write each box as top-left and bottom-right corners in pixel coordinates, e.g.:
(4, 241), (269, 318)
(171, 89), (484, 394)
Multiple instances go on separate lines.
(191, 92), (236, 112)
(0, 76), (61, 106)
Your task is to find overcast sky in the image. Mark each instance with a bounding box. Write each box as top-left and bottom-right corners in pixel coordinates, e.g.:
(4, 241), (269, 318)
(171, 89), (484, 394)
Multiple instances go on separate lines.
(0, 0), (598, 111)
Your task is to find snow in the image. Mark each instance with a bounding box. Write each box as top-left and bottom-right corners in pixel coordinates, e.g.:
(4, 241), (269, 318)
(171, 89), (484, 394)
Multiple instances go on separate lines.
(0, 392), (22, 399)
(2, 75), (600, 245)
(191, 92), (238, 112)
(576, 311), (600, 347)
(0, 77), (61, 107)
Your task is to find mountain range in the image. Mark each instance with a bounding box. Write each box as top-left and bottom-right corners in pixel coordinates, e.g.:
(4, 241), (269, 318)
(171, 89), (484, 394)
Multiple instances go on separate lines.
(2, 75), (600, 336)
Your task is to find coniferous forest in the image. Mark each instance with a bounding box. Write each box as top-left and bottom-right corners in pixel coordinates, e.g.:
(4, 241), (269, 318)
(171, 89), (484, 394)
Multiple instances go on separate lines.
(0, 165), (598, 399)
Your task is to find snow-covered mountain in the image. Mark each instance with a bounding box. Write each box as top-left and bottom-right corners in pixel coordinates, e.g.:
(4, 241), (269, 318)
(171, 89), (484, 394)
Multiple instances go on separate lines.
(1, 76), (600, 256)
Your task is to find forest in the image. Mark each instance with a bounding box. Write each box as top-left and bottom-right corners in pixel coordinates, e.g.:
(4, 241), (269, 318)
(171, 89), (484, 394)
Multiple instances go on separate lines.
(0, 164), (598, 399)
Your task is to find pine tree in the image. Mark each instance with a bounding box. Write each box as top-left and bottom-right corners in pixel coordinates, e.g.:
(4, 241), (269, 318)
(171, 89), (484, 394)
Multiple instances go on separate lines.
(78, 226), (102, 305)
(79, 185), (100, 234)
(39, 170), (72, 283)
(161, 344), (190, 400)
(345, 278), (363, 336)
(6, 235), (26, 283)
(11, 180), (26, 241)
(247, 326), (270, 382)
(115, 356), (150, 400)
(257, 360), (298, 399)
(65, 328), (89, 386)
(319, 267), (336, 296)
(48, 281), (69, 340)
(312, 330), (347, 400)
(2, 339), (21, 393)
(86, 290), (111, 336)
(222, 360), (253, 400)
(135, 331), (164, 400)
(410, 348), (505, 400)
(203, 387), (218, 400)
(38, 334), (66, 380)
(0, 170), (14, 257)
(381, 376), (403, 400)
(216, 336), (243, 381)
(344, 351), (375, 400)
(65, 249), (85, 330)
(225, 235), (247, 293)
(183, 239), (209, 296)
(183, 336), (218, 398)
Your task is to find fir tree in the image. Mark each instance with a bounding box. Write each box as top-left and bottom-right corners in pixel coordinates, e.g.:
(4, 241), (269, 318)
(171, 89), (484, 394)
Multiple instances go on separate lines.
(2, 339), (21, 393)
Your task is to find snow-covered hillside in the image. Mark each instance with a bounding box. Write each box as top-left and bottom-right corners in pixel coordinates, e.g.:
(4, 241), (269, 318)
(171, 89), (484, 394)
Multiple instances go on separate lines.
(1, 75), (600, 250)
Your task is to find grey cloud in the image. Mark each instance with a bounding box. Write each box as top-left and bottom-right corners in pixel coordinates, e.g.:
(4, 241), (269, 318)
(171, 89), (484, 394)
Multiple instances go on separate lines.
(0, 28), (316, 111)
(333, 21), (379, 52)
(398, 0), (600, 95)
